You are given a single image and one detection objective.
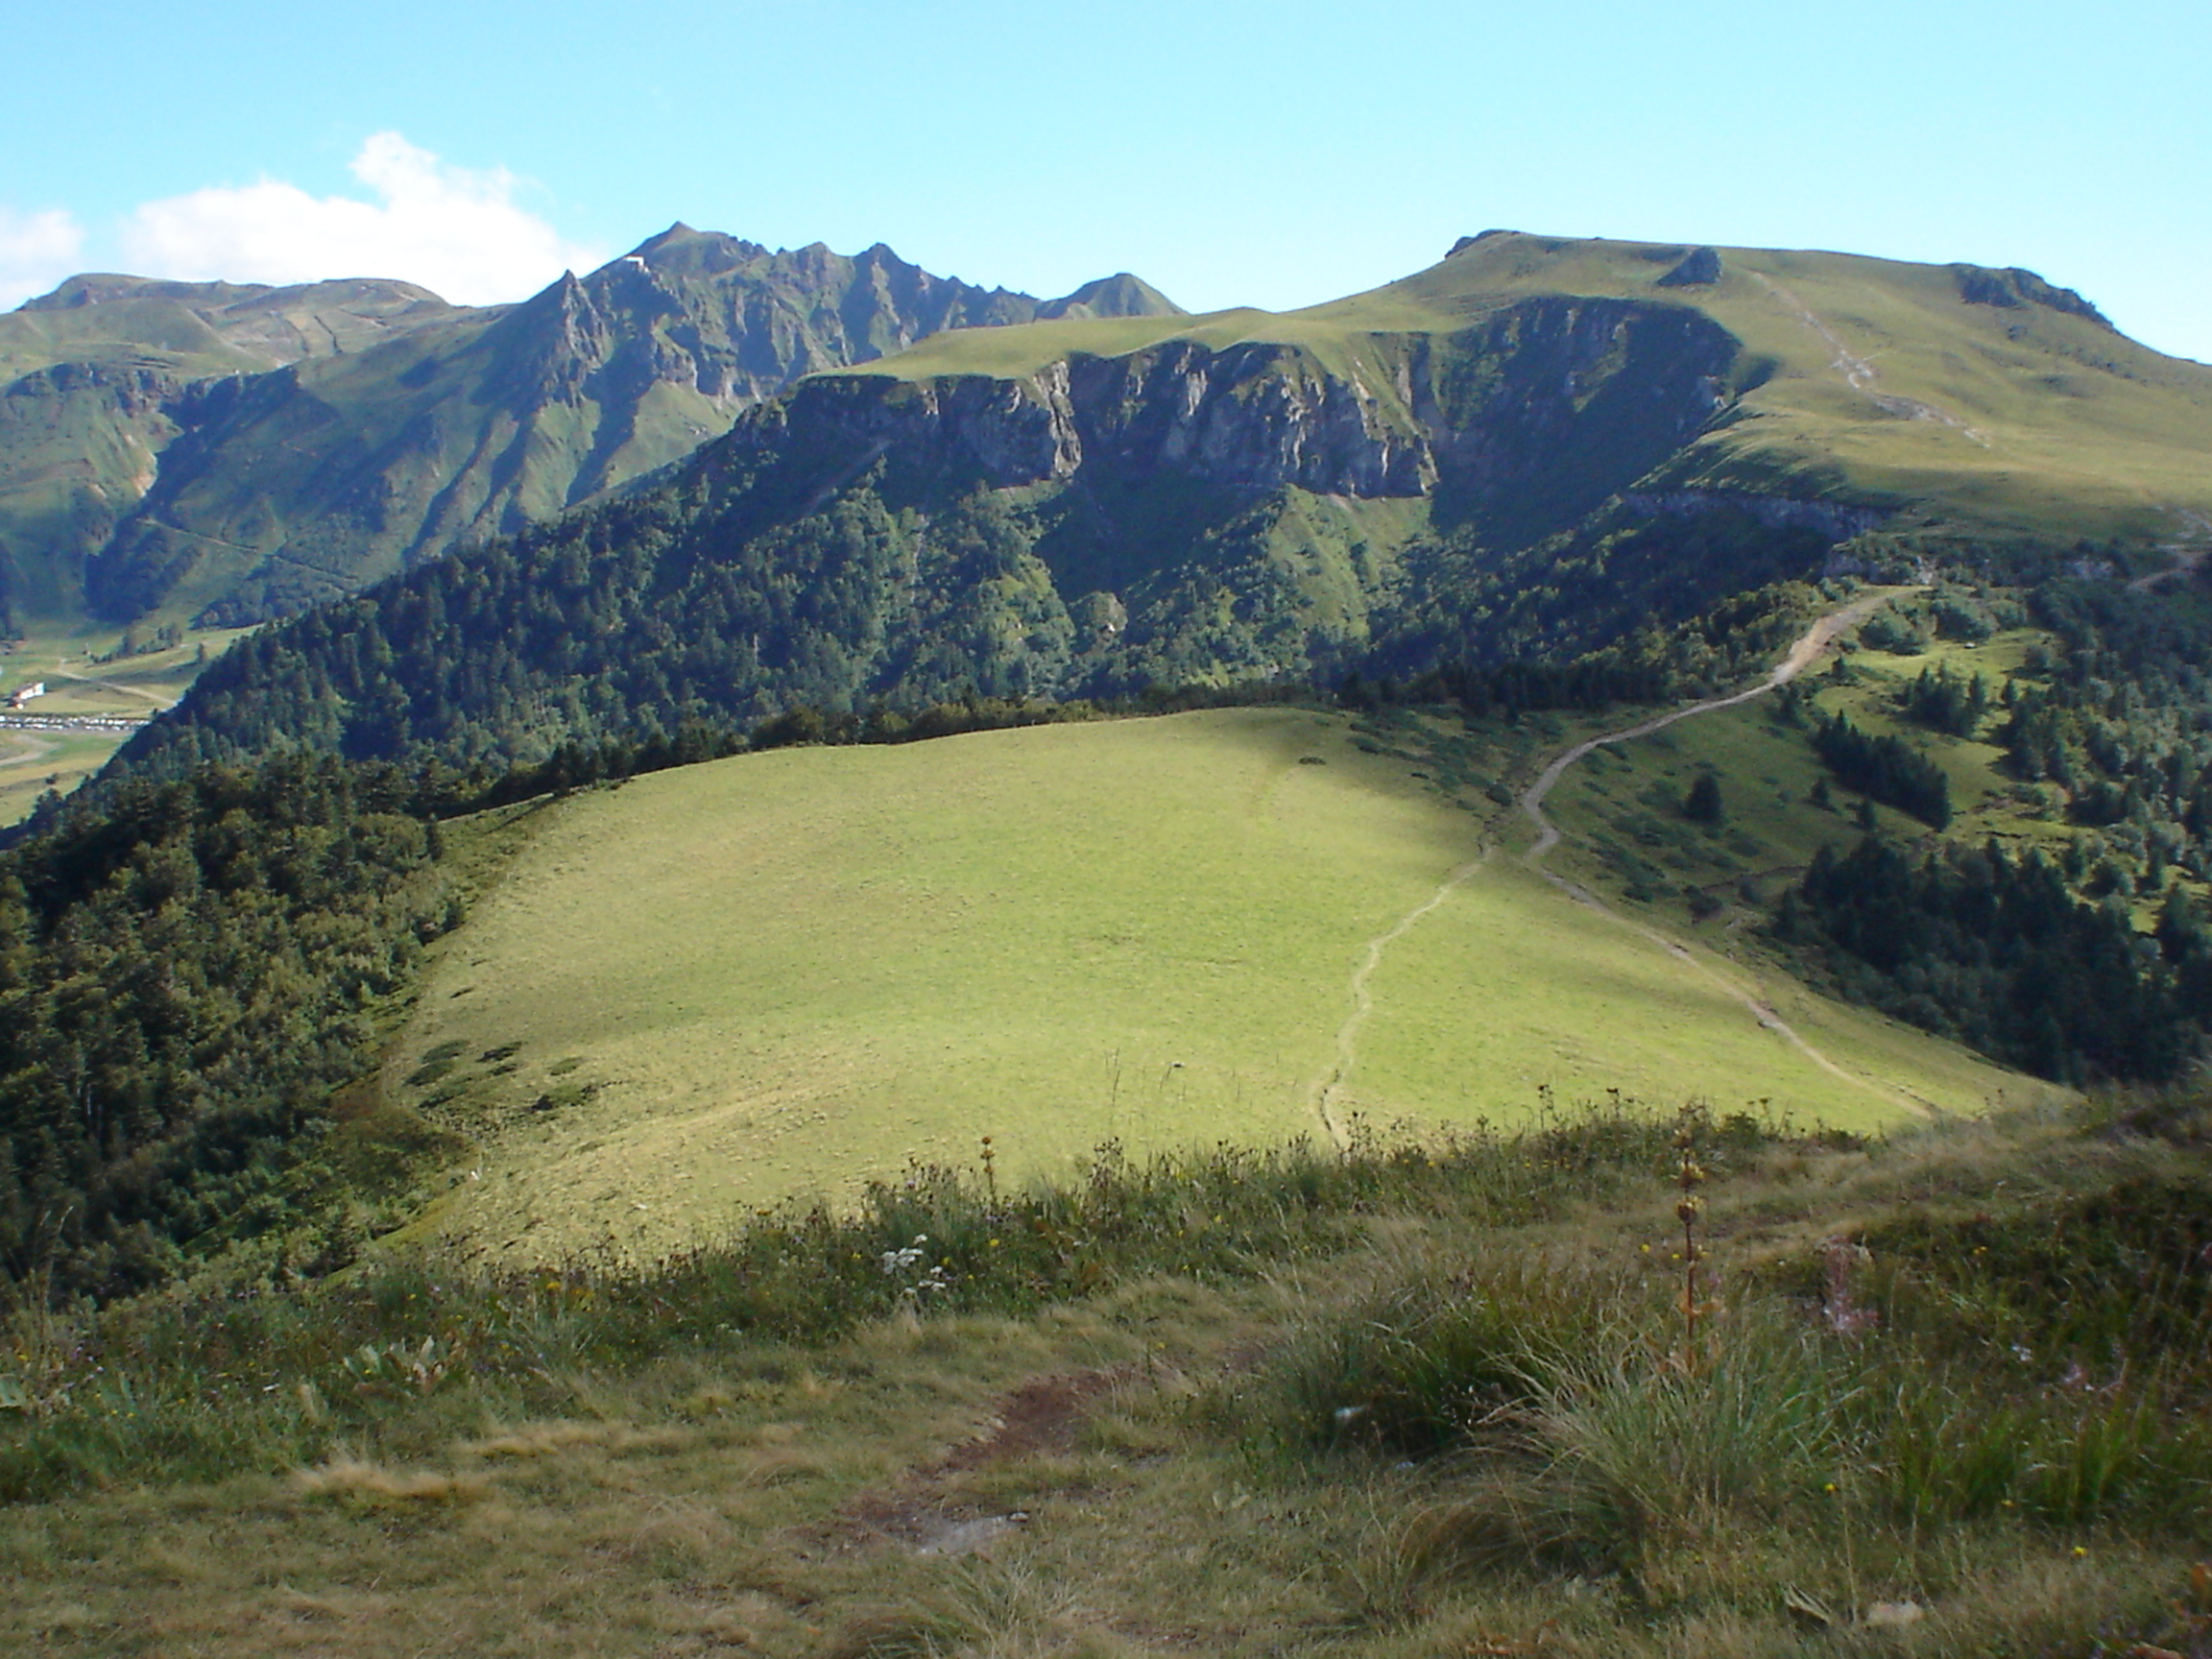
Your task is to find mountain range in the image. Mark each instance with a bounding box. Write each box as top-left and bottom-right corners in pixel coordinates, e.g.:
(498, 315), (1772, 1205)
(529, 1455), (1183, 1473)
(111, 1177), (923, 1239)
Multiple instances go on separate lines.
(0, 227), (1181, 632)
(93, 229), (2212, 784)
(11, 223), (2212, 1659)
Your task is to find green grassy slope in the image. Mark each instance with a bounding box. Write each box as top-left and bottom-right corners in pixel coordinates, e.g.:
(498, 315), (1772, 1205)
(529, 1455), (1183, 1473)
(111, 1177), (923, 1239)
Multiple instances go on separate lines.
(391, 707), (2051, 1266)
(11, 1097), (2212, 1659)
(0, 276), (464, 630)
(0, 274), (459, 385)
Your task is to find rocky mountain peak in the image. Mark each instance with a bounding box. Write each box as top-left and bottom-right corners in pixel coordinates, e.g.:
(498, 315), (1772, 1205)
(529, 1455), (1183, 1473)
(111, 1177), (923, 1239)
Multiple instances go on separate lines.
(625, 224), (773, 278)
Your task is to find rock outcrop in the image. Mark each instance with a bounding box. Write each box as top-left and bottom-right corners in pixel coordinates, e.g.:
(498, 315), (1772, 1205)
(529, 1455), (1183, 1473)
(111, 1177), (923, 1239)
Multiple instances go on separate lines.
(1951, 263), (2112, 328)
(716, 294), (1739, 531)
(1656, 247), (1722, 288)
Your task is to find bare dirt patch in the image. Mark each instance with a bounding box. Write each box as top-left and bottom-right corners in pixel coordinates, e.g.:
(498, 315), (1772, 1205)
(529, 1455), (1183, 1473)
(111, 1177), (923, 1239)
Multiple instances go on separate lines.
(821, 1367), (1134, 1556)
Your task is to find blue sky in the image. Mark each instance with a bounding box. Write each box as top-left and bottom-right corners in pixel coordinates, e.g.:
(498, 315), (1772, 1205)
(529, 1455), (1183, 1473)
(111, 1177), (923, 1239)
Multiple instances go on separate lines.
(5, 0), (2207, 361)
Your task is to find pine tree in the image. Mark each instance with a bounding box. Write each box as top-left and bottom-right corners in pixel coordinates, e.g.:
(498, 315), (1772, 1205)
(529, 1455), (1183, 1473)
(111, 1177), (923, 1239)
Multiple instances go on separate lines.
(1683, 771), (1723, 825)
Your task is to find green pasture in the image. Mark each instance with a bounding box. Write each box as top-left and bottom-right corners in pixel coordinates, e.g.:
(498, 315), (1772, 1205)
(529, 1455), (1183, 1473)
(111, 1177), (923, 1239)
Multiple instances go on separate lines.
(0, 623), (244, 823)
(0, 727), (116, 823)
(2, 621), (242, 709)
(394, 707), (2050, 1266)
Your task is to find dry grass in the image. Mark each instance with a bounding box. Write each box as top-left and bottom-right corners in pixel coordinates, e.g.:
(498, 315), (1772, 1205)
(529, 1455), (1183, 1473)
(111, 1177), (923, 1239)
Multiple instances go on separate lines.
(6, 1103), (2211, 1657)
(455, 1421), (693, 1459)
(291, 1455), (488, 1506)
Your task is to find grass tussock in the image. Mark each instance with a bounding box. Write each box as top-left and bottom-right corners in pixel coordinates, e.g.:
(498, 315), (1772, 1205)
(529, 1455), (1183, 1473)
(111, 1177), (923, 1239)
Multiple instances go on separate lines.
(1235, 1096), (2212, 1654)
(292, 1455), (487, 1506)
(9, 1091), (2212, 1656)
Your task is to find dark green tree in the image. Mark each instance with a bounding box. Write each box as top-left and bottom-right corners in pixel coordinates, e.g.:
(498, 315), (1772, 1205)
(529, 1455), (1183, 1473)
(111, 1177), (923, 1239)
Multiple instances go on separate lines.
(1683, 770), (1723, 825)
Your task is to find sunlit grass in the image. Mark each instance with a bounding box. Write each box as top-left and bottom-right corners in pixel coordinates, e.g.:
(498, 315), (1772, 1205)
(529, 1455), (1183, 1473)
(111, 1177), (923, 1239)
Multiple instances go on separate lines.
(390, 707), (2045, 1269)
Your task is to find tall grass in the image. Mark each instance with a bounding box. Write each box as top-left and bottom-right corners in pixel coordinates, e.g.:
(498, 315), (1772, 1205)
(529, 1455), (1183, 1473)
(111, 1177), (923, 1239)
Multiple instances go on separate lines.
(1547, 1311), (1862, 1520)
(1258, 1097), (2212, 1623)
(12, 1094), (2212, 1657)
(0, 1097), (1698, 1503)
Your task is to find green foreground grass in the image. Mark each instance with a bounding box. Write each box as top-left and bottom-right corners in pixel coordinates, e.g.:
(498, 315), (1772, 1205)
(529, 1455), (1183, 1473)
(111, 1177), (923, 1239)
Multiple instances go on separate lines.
(6, 1096), (2211, 1658)
(389, 707), (2047, 1268)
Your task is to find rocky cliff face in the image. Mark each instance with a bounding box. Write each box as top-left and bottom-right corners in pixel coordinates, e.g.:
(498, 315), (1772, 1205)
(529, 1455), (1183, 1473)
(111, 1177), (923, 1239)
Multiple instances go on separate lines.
(720, 339), (1433, 500)
(530, 292), (1788, 688)
(713, 293), (1739, 531)
(0, 230), (1181, 631)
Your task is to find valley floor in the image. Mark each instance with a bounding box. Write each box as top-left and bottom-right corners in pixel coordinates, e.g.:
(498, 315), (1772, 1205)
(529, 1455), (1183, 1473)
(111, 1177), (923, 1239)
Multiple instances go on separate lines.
(0, 622), (242, 824)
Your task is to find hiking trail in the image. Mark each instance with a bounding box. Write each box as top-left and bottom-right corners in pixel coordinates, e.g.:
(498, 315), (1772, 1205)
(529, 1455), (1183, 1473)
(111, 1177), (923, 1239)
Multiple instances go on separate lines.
(1309, 854), (1486, 1145)
(1305, 591), (1925, 1145)
(1516, 591), (1924, 1115)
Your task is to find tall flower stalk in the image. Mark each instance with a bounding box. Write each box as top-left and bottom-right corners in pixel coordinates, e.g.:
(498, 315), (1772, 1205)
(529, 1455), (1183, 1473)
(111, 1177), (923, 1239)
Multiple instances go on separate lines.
(1674, 1104), (1712, 1375)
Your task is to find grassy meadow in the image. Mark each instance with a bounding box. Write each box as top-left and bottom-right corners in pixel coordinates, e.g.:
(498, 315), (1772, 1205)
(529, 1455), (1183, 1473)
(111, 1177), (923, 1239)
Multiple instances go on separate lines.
(0, 621), (241, 822)
(391, 703), (2051, 1267)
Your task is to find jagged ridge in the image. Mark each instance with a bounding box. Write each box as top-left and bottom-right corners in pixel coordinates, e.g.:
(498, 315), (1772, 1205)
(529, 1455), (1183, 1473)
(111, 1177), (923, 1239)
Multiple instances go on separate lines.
(0, 228), (1182, 631)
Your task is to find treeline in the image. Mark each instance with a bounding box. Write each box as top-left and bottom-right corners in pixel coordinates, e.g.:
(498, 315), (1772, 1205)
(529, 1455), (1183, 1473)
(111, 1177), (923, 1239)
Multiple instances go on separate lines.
(1811, 709), (1953, 828)
(749, 695), (1099, 752)
(101, 481), (1128, 790)
(1984, 580), (2212, 886)
(1375, 654), (1671, 719)
(426, 687), (1316, 809)
(1350, 581), (1824, 721)
(1769, 835), (2203, 1084)
(0, 756), (459, 1302)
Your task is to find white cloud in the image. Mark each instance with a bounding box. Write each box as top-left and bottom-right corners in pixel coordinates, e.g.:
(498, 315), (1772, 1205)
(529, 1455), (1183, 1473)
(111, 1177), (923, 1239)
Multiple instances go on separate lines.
(0, 206), (86, 310)
(118, 132), (607, 305)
